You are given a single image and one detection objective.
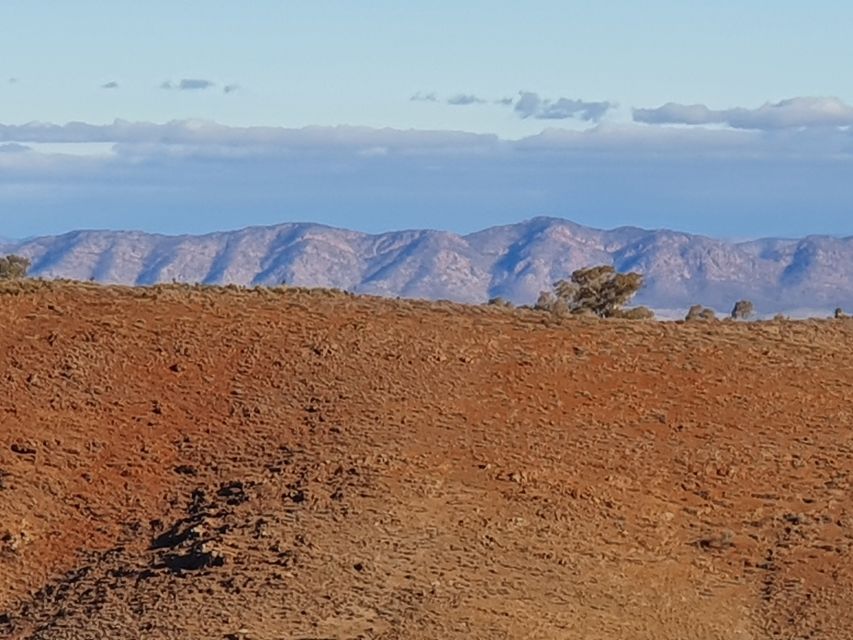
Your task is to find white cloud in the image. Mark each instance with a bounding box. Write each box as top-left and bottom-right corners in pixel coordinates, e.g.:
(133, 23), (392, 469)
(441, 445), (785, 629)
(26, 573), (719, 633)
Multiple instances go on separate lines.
(410, 91), (437, 102)
(447, 94), (485, 106)
(161, 78), (216, 91)
(514, 92), (613, 121)
(409, 91), (614, 121)
(634, 97), (853, 130)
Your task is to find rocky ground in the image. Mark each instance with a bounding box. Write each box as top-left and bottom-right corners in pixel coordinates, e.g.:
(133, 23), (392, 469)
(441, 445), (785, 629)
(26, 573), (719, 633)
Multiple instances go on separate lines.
(1, 280), (852, 639)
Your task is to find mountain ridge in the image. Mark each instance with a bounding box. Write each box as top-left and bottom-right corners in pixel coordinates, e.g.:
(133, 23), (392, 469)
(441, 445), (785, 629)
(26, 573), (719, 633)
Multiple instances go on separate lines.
(3, 216), (853, 315)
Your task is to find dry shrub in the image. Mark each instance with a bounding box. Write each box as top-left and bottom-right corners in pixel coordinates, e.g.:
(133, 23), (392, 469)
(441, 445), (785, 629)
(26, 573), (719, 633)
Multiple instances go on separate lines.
(487, 297), (513, 308)
(0, 255), (30, 280)
(731, 300), (755, 320)
(685, 305), (717, 322)
(612, 306), (655, 320)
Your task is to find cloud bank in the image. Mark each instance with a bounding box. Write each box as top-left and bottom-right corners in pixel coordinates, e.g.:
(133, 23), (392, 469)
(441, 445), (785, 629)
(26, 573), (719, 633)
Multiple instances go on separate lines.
(0, 117), (852, 239)
(634, 97), (853, 130)
(0, 143), (30, 153)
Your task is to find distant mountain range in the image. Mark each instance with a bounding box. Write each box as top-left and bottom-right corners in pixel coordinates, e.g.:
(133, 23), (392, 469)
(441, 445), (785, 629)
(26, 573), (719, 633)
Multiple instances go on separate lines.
(2, 217), (853, 317)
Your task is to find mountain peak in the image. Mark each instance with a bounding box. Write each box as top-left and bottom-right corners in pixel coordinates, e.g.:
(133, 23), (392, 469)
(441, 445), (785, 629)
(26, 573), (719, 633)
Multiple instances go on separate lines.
(3, 218), (853, 316)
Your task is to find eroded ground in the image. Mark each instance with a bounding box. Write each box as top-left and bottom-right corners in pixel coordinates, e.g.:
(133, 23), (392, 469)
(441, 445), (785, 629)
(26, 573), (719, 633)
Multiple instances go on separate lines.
(1, 281), (852, 639)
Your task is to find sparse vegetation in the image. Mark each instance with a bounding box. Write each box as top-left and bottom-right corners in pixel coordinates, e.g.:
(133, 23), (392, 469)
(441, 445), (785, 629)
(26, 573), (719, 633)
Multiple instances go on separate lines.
(685, 305), (717, 322)
(731, 300), (755, 320)
(536, 265), (649, 319)
(487, 297), (513, 308)
(0, 255), (30, 280)
(534, 291), (564, 314)
(612, 306), (655, 320)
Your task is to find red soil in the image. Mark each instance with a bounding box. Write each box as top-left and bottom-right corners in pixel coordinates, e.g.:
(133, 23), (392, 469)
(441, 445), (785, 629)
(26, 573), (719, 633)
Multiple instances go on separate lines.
(1, 281), (852, 639)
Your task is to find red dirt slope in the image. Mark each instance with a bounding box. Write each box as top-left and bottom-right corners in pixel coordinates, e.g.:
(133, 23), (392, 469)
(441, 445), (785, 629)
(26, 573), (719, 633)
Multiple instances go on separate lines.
(1, 281), (853, 639)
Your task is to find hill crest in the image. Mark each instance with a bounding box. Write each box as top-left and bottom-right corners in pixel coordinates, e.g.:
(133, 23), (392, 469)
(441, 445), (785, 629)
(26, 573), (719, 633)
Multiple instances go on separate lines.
(3, 217), (853, 315)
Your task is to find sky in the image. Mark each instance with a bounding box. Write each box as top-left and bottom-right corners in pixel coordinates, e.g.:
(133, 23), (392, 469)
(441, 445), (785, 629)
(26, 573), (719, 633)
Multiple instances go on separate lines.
(2, 1), (853, 239)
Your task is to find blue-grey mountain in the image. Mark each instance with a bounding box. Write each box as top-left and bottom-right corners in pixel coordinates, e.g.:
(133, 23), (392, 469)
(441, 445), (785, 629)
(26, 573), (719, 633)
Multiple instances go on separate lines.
(2, 217), (852, 316)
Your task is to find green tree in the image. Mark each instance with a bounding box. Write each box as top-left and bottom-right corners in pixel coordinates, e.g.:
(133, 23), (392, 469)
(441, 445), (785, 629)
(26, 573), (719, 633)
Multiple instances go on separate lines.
(537, 265), (649, 319)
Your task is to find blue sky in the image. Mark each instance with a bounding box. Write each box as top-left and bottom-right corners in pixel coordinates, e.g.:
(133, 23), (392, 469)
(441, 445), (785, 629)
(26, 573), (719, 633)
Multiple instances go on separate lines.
(2, 1), (853, 239)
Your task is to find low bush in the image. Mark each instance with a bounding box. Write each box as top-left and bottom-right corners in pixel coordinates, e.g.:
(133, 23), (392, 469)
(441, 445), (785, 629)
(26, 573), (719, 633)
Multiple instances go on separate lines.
(731, 300), (755, 320)
(0, 255), (30, 280)
(685, 304), (717, 321)
(487, 297), (513, 308)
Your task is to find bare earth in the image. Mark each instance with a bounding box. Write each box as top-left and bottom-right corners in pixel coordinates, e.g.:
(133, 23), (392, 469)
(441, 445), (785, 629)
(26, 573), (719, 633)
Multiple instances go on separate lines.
(1, 281), (852, 639)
